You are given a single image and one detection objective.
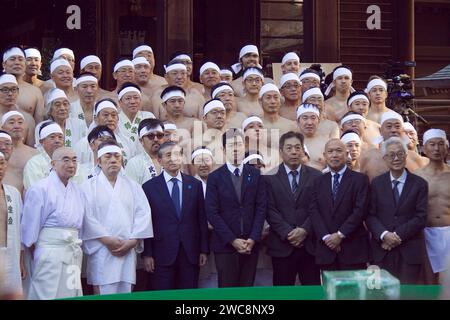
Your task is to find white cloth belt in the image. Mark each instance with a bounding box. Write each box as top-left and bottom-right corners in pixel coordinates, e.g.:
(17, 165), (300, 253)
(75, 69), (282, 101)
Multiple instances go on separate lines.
(36, 228), (82, 265)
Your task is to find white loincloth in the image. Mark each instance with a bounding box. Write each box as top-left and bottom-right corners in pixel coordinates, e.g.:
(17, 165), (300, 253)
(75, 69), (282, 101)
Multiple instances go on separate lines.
(424, 226), (450, 273)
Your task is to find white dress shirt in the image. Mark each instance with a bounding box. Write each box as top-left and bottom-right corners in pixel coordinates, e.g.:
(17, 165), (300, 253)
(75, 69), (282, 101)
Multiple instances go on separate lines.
(283, 163), (301, 190)
(163, 170), (183, 209)
(226, 162), (244, 176)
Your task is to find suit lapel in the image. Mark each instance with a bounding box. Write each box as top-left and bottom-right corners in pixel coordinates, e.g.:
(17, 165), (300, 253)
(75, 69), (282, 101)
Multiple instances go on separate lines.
(277, 165), (296, 201)
(221, 165), (241, 204)
(294, 165), (309, 201)
(156, 174), (180, 220)
(397, 171), (413, 210)
(179, 174), (191, 220)
(241, 165), (253, 200)
(333, 168), (352, 210)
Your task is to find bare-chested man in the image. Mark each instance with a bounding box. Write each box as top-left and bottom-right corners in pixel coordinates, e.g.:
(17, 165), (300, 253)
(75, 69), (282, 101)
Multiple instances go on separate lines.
(0, 74), (35, 147)
(199, 62), (222, 100)
(231, 45), (262, 98)
(152, 62), (205, 120)
(360, 110), (427, 181)
(132, 57), (160, 109)
(23, 48), (43, 88)
(340, 130), (362, 172)
(71, 73), (99, 130)
(366, 77), (392, 124)
(160, 86), (195, 135)
(1, 112), (38, 195)
(2, 46), (44, 125)
(168, 52), (203, 94)
(403, 122), (419, 153)
(211, 82), (247, 130)
(281, 52), (301, 75)
(340, 112), (371, 152)
(259, 83), (297, 150)
(40, 48), (76, 96)
(296, 104), (330, 170)
(415, 129), (450, 284)
(132, 45), (167, 88)
(236, 67), (264, 117)
(220, 69), (233, 84)
(279, 73), (302, 121)
(79, 55), (110, 98)
(324, 66), (354, 123)
(48, 58), (78, 103)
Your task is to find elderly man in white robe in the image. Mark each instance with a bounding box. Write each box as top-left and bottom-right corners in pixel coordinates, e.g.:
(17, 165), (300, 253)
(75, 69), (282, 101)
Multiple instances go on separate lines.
(21, 147), (85, 300)
(81, 141), (153, 295)
(0, 151), (24, 298)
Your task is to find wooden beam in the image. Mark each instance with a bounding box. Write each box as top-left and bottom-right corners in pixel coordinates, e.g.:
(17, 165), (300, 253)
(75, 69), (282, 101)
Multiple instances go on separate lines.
(313, 0), (340, 62)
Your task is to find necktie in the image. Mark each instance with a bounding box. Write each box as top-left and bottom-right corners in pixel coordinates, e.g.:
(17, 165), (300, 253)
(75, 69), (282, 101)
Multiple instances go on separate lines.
(234, 168), (240, 177)
(332, 173), (340, 201)
(392, 180), (400, 205)
(291, 170), (299, 193)
(171, 178), (181, 217)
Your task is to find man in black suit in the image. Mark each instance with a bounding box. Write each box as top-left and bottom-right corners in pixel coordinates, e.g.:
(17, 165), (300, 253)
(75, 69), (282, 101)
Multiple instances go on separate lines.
(142, 142), (209, 290)
(205, 129), (267, 287)
(366, 137), (428, 284)
(310, 139), (370, 271)
(265, 131), (322, 285)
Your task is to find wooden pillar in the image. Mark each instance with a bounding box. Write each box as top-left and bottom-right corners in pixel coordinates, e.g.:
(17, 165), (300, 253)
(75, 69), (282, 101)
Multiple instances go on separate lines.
(312, 0), (340, 62)
(165, 0), (193, 61)
(395, 0), (415, 80)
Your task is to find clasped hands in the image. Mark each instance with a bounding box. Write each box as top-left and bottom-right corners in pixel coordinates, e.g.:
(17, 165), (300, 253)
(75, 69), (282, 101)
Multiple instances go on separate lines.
(232, 238), (256, 254)
(101, 236), (138, 257)
(381, 232), (402, 251)
(287, 227), (307, 248)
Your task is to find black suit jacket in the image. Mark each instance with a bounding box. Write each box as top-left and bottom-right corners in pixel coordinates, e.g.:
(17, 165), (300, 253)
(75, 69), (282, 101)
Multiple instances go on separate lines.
(205, 164), (267, 253)
(265, 164), (322, 258)
(366, 170), (428, 264)
(142, 173), (209, 266)
(310, 168), (370, 265)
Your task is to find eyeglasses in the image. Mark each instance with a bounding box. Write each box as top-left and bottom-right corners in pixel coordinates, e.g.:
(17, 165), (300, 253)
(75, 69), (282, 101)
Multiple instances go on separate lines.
(245, 77), (263, 84)
(145, 133), (165, 140)
(0, 141), (13, 148)
(0, 87), (19, 95)
(55, 158), (78, 165)
(282, 83), (301, 90)
(384, 151), (406, 161)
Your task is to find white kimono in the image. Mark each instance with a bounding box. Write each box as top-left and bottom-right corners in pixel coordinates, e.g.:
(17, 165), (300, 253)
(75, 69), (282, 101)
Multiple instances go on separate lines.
(64, 118), (88, 148)
(21, 171), (85, 300)
(0, 184), (23, 295)
(81, 171), (153, 289)
(124, 152), (159, 186)
(118, 110), (155, 144)
(69, 100), (90, 131)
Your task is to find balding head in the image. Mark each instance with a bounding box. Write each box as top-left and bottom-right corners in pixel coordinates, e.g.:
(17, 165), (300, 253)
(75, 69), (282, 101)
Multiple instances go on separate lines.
(52, 147), (75, 161)
(51, 147), (77, 185)
(324, 139), (347, 172)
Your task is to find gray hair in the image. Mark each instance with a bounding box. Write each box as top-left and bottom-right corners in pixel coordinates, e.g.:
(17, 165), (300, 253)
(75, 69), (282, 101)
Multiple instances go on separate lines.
(381, 137), (408, 156)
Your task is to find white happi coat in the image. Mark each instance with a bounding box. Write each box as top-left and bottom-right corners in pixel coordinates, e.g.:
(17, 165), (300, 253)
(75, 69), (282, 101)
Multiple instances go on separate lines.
(81, 171), (153, 286)
(124, 151), (159, 186)
(0, 184), (23, 295)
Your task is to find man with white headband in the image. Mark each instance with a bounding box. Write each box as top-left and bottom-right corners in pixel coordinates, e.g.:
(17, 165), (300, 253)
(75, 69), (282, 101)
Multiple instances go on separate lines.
(324, 66), (354, 123)
(158, 86), (195, 136)
(415, 129), (450, 284)
(79, 55), (110, 99)
(40, 47), (76, 95)
(200, 99), (227, 163)
(117, 82), (155, 145)
(259, 83), (297, 149)
(111, 59), (135, 95)
(71, 72), (99, 130)
(2, 46), (45, 126)
(133, 45), (167, 89)
(131, 57), (157, 106)
(199, 62), (221, 100)
(211, 82), (247, 130)
(341, 130), (362, 172)
(279, 73), (302, 121)
(281, 52), (301, 75)
(299, 69), (321, 92)
(340, 111), (370, 152)
(360, 110), (427, 181)
(296, 104), (329, 171)
(191, 147), (215, 197)
(168, 52), (203, 94)
(220, 69), (233, 83)
(125, 118), (166, 186)
(22, 146), (86, 299)
(236, 67), (265, 118)
(152, 61), (205, 120)
(403, 122), (419, 153)
(1, 112), (38, 194)
(49, 58), (78, 103)
(23, 48), (43, 88)
(365, 77), (391, 124)
(81, 140), (153, 295)
(163, 123), (179, 143)
(0, 149), (24, 298)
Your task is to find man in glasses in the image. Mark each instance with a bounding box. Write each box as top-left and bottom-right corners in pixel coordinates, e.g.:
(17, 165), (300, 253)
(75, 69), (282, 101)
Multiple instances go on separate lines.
(279, 73), (302, 121)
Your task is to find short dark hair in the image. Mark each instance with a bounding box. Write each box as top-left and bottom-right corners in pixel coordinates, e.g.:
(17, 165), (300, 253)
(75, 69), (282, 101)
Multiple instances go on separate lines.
(340, 111), (363, 122)
(160, 85), (186, 100)
(211, 82), (234, 98)
(157, 141), (182, 158)
(279, 131), (304, 150)
(222, 128), (245, 148)
(168, 51), (191, 62)
(118, 82), (141, 95)
(87, 125), (116, 144)
(137, 118), (165, 135)
(347, 90), (369, 106)
(340, 130), (360, 139)
(300, 68), (320, 77)
(38, 121), (59, 138)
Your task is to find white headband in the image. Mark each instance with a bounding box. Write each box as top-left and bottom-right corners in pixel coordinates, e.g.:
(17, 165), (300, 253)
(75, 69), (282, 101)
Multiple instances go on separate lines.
(240, 45), (259, 59)
(1, 111), (24, 126)
(242, 116), (263, 131)
(423, 129), (447, 145)
(75, 75), (98, 86)
(341, 132), (361, 145)
(139, 125), (164, 139)
(164, 123), (177, 131)
(98, 145), (122, 159)
(200, 62), (220, 76)
(40, 123), (63, 140)
(299, 72), (320, 82)
(165, 63), (187, 73)
(89, 130), (113, 143)
(220, 69), (233, 76)
(191, 148), (213, 161)
(0, 133), (12, 142)
(365, 78), (387, 93)
(403, 122), (417, 134)
(243, 154), (264, 165)
(50, 59), (72, 74)
(80, 55), (102, 70)
(0, 151), (4, 158)
(173, 54), (191, 62)
(162, 90), (185, 103)
(324, 67), (354, 96)
(296, 104), (320, 119)
(0, 74), (18, 86)
(133, 45), (153, 59)
(118, 86), (141, 100)
(302, 87), (323, 103)
(204, 100), (226, 116)
(95, 100), (118, 116)
(348, 94), (369, 107)
(132, 57), (150, 67)
(47, 88), (68, 105)
(340, 114), (365, 126)
(380, 111), (403, 126)
(24, 48), (41, 60)
(114, 60), (134, 73)
(53, 48), (74, 60)
(259, 83), (280, 99)
(243, 68), (263, 81)
(282, 52), (300, 65)
(3, 48), (25, 62)
(280, 73), (301, 88)
(212, 84), (234, 98)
